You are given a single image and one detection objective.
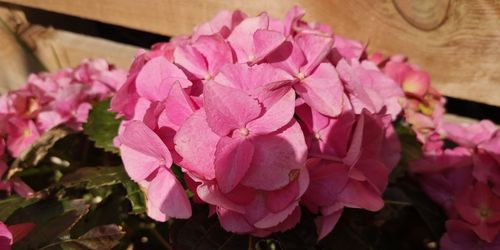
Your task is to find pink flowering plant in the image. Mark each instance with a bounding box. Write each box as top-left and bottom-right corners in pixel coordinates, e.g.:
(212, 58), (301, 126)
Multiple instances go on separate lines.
(0, 6), (498, 250)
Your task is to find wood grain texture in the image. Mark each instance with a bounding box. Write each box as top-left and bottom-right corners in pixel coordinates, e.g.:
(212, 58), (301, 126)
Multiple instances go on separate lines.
(0, 0), (499, 106)
(0, 5), (138, 93)
(0, 7), (39, 93)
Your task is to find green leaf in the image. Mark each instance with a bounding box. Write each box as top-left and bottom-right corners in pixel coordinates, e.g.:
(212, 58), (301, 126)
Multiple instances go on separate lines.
(57, 166), (129, 189)
(58, 224), (124, 250)
(122, 180), (146, 214)
(0, 196), (38, 221)
(83, 99), (121, 153)
(9, 199), (89, 250)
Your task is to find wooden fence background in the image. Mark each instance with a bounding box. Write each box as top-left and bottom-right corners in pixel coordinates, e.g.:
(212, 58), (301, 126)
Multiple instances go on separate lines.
(0, 0), (499, 109)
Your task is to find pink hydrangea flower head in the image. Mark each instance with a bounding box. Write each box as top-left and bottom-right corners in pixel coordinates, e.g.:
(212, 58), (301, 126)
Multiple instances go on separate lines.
(112, 6), (410, 238)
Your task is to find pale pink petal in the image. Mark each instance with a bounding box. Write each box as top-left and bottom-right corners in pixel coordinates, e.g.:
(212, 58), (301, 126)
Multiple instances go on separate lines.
(252, 30), (286, 62)
(136, 57), (192, 101)
(203, 81), (261, 136)
(161, 82), (197, 128)
(192, 35), (233, 76)
(174, 45), (207, 79)
(148, 167), (192, 219)
(227, 14), (269, 62)
(119, 121), (171, 181)
(295, 33), (334, 75)
(247, 89), (295, 134)
(174, 109), (219, 180)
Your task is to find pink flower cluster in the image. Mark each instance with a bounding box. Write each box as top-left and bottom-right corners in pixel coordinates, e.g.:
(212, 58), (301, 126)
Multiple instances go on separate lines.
(112, 7), (402, 239)
(372, 54), (446, 151)
(0, 59), (126, 197)
(0, 221), (34, 250)
(410, 120), (500, 249)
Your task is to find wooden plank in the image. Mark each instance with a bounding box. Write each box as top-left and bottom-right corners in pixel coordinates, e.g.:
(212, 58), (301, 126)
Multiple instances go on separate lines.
(0, 5), (138, 93)
(0, 7), (39, 93)
(30, 28), (138, 71)
(0, 0), (499, 106)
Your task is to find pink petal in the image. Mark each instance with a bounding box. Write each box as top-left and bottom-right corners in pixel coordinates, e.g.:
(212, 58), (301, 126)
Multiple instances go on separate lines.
(174, 109), (219, 180)
(174, 44), (207, 79)
(266, 175), (300, 213)
(337, 179), (384, 211)
(161, 82), (197, 128)
(254, 201), (298, 229)
(0, 222), (12, 250)
(136, 57), (192, 101)
(303, 161), (349, 208)
(227, 14), (269, 62)
(192, 35), (233, 76)
(214, 63), (292, 92)
(295, 63), (344, 117)
(215, 137), (255, 193)
(217, 207), (254, 233)
(11, 177), (34, 198)
(7, 223), (34, 243)
(203, 81), (261, 136)
(148, 167), (192, 219)
(295, 33), (334, 75)
(242, 120), (307, 191)
(343, 112), (365, 166)
(252, 30), (286, 62)
(119, 121), (171, 181)
(196, 183), (245, 213)
(315, 207), (343, 240)
(247, 89), (295, 134)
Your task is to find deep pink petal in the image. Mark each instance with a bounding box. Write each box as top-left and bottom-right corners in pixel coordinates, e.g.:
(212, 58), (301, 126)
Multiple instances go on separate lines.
(217, 207), (254, 233)
(242, 121), (307, 191)
(7, 223), (34, 243)
(337, 179), (384, 211)
(196, 183), (245, 213)
(295, 63), (344, 117)
(215, 137), (255, 193)
(0, 222), (12, 250)
(315, 207), (343, 240)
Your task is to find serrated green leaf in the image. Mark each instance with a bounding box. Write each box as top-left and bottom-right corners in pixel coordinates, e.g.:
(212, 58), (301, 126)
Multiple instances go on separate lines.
(122, 180), (146, 214)
(57, 166), (129, 189)
(0, 196), (38, 221)
(83, 99), (121, 153)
